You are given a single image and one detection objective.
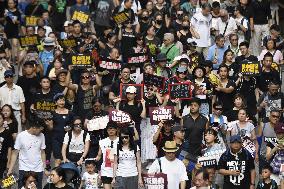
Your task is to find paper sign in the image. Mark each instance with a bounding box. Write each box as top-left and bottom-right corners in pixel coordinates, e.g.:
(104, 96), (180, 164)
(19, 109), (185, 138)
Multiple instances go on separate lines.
(25, 16), (39, 26)
(144, 73), (165, 89)
(71, 55), (92, 68)
(34, 100), (55, 120)
(72, 11), (89, 24)
(59, 39), (77, 48)
(149, 106), (174, 125)
(87, 116), (109, 131)
(19, 36), (39, 47)
(198, 156), (218, 167)
(1, 175), (17, 188)
(264, 137), (277, 144)
(120, 84), (144, 101)
(127, 53), (148, 64)
(242, 136), (256, 157)
(109, 108), (132, 126)
(169, 83), (192, 100)
(142, 173), (168, 189)
(240, 62), (261, 76)
(99, 59), (121, 70)
(113, 12), (130, 24)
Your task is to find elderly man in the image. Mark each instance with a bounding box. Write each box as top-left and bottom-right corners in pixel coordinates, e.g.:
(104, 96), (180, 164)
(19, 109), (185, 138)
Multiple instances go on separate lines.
(160, 33), (180, 67)
(216, 9), (238, 44)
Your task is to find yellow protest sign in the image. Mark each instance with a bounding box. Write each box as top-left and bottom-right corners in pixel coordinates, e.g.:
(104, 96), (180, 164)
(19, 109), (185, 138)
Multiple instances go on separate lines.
(71, 55), (92, 67)
(113, 12), (130, 24)
(72, 11), (89, 24)
(59, 39), (77, 48)
(25, 16), (39, 26)
(240, 62), (261, 76)
(19, 35), (39, 47)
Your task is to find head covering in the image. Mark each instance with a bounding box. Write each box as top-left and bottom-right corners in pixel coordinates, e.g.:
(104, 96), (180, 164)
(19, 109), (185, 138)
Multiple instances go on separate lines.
(4, 70), (14, 77)
(230, 135), (242, 143)
(53, 93), (65, 102)
(162, 141), (179, 152)
(126, 86), (137, 94)
(275, 123), (284, 134)
(156, 53), (167, 62)
(56, 69), (68, 77)
(43, 37), (55, 46)
(187, 38), (197, 47)
(176, 66), (188, 73)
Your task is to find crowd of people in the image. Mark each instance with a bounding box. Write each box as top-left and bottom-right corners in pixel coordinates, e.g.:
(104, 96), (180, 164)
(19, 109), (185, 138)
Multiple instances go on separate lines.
(0, 0), (283, 188)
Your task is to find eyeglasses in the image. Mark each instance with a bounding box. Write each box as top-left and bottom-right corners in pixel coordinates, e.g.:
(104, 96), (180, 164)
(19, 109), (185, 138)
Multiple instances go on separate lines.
(81, 76), (90, 79)
(178, 71), (187, 75)
(231, 38), (238, 41)
(74, 123), (82, 127)
(121, 135), (129, 140)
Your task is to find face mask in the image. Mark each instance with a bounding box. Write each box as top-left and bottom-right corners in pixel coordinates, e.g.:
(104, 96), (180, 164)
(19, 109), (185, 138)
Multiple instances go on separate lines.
(142, 16), (148, 21)
(177, 15), (183, 20)
(156, 20), (163, 25)
(183, 25), (189, 30)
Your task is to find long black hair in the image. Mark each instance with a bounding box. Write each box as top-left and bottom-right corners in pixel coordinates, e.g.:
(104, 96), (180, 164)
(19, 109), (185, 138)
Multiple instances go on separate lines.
(118, 127), (136, 152)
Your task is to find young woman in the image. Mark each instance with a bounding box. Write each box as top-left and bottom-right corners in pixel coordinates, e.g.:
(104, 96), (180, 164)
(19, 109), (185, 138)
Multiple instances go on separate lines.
(2, 104), (18, 140)
(20, 172), (38, 189)
(222, 49), (239, 81)
(45, 93), (74, 167)
(43, 167), (74, 189)
(112, 128), (144, 189)
(62, 116), (90, 166)
(259, 39), (283, 65)
(0, 113), (13, 179)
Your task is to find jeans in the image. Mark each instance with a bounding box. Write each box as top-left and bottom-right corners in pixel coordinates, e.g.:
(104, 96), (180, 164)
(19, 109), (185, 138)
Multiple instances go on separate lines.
(18, 170), (43, 189)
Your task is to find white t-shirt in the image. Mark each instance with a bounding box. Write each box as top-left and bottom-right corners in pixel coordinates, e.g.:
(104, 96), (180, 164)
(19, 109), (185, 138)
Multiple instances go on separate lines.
(63, 131), (90, 154)
(99, 137), (119, 177)
(82, 172), (99, 189)
(216, 17), (237, 37)
(148, 157), (188, 189)
(191, 12), (212, 47)
(14, 130), (46, 172)
(235, 17), (249, 43)
(114, 146), (140, 177)
(228, 121), (255, 138)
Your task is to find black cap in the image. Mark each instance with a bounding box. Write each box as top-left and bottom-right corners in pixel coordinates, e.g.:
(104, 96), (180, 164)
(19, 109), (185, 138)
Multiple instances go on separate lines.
(53, 93), (65, 102)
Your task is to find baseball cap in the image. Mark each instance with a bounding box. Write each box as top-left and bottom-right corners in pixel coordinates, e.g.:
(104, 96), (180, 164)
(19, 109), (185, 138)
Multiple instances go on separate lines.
(4, 70), (14, 77)
(275, 122), (284, 134)
(126, 86), (137, 94)
(230, 135), (242, 143)
(53, 93), (65, 102)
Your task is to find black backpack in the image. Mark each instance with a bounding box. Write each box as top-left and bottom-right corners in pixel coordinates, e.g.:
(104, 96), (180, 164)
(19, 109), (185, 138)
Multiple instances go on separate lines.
(67, 131), (88, 153)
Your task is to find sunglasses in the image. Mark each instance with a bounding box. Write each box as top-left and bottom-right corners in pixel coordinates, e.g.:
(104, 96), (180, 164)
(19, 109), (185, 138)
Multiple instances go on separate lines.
(5, 75), (13, 78)
(121, 136), (129, 140)
(74, 123), (82, 127)
(81, 76), (90, 79)
(178, 71), (187, 75)
(215, 107), (223, 111)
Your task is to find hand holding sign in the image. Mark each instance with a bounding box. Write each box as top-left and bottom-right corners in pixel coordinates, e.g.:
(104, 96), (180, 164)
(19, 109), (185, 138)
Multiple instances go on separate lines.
(240, 62), (261, 76)
(72, 11), (89, 24)
(108, 108), (132, 127)
(169, 83), (192, 100)
(71, 55), (92, 68)
(149, 106), (174, 125)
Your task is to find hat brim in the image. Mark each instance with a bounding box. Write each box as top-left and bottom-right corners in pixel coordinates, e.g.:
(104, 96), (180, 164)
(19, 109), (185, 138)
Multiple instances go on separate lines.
(230, 139), (242, 143)
(162, 147), (179, 152)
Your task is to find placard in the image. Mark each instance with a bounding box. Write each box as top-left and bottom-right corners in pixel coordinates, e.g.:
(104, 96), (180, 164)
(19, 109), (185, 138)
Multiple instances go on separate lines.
(120, 84), (144, 101)
(169, 83), (192, 100)
(19, 36), (39, 47)
(99, 59), (121, 70)
(198, 148), (226, 167)
(113, 12), (130, 24)
(142, 173), (168, 189)
(25, 16), (39, 26)
(127, 53), (148, 64)
(108, 108), (132, 126)
(72, 11), (89, 24)
(264, 137), (277, 144)
(149, 106), (174, 125)
(34, 100), (56, 120)
(240, 62), (261, 76)
(144, 73), (165, 89)
(86, 116), (109, 131)
(59, 39), (77, 48)
(242, 136), (256, 157)
(71, 55), (92, 68)
(0, 175), (17, 188)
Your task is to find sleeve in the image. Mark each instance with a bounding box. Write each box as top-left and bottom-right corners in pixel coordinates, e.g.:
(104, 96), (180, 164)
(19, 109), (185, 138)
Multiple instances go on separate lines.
(81, 172), (87, 181)
(6, 133), (13, 148)
(218, 153), (227, 170)
(206, 47), (213, 61)
(247, 152), (255, 170)
(85, 133), (91, 142)
(63, 132), (69, 145)
(148, 159), (160, 174)
(231, 18), (238, 31)
(179, 162), (189, 181)
(18, 87), (25, 103)
(256, 94), (265, 107)
(14, 133), (21, 150)
(40, 133), (46, 150)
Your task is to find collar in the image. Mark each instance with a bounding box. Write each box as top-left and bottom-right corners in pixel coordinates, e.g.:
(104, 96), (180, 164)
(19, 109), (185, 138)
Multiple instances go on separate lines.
(4, 83), (15, 89)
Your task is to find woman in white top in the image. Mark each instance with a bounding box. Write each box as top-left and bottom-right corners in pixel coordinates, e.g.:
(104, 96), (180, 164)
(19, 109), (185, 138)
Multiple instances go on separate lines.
(112, 127), (143, 189)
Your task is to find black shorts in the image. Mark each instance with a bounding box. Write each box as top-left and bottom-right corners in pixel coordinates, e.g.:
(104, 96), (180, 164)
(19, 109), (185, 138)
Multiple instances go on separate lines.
(101, 176), (112, 184)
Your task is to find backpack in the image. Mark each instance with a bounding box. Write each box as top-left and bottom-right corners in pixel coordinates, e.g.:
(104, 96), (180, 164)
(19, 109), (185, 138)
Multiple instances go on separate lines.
(241, 18), (251, 42)
(270, 151), (284, 174)
(67, 131), (88, 153)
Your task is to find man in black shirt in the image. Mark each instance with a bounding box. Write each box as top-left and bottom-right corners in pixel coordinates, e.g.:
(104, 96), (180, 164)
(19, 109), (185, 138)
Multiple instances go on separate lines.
(25, 0), (45, 17)
(235, 41), (257, 66)
(218, 135), (256, 189)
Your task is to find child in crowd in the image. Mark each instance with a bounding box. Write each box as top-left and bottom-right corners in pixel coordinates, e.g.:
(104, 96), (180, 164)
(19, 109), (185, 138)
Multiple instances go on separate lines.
(256, 165), (278, 189)
(79, 160), (101, 189)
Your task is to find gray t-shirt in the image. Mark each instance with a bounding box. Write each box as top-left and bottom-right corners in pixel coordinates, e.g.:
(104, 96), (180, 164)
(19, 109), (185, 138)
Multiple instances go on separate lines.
(95, 0), (115, 27)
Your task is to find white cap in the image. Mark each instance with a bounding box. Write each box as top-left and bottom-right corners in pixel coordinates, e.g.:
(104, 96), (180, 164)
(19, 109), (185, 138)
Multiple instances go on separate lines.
(126, 86), (137, 94)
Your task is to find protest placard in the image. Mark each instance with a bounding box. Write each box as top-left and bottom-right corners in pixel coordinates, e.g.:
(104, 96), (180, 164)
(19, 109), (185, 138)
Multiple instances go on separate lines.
(34, 100), (56, 120)
(108, 108), (132, 126)
(144, 73), (165, 90)
(71, 55), (92, 68)
(198, 148), (226, 167)
(240, 62), (261, 76)
(72, 11), (89, 24)
(59, 39), (77, 48)
(19, 36), (39, 47)
(242, 136), (256, 157)
(0, 175), (17, 188)
(169, 83), (192, 100)
(120, 84), (144, 101)
(142, 173), (168, 189)
(127, 53), (148, 64)
(149, 106), (174, 125)
(99, 59), (121, 70)
(113, 12), (129, 24)
(86, 116), (109, 131)
(25, 16), (39, 26)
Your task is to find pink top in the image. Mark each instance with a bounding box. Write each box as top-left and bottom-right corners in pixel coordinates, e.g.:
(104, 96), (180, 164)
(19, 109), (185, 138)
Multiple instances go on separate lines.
(258, 49), (283, 64)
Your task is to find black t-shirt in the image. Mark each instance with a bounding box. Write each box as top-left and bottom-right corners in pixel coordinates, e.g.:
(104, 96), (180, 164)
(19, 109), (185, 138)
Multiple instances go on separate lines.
(49, 0), (67, 31)
(3, 9), (21, 36)
(43, 183), (74, 189)
(257, 70), (280, 93)
(24, 3), (45, 17)
(235, 55), (258, 66)
(110, 79), (135, 97)
(0, 129), (13, 162)
(218, 149), (255, 188)
(119, 102), (143, 124)
(215, 80), (236, 112)
(121, 29), (136, 55)
(0, 37), (12, 51)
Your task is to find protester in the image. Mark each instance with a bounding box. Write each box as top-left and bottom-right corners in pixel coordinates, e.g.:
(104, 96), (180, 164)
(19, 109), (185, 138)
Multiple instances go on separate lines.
(43, 167), (74, 189)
